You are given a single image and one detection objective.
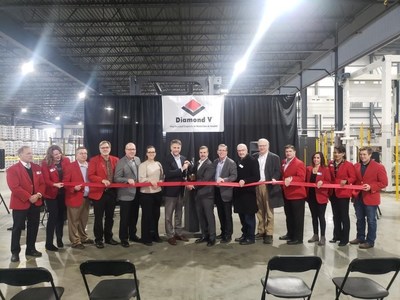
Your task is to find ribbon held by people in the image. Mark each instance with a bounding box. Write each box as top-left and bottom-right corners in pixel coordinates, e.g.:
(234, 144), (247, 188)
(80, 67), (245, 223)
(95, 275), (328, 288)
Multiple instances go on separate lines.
(62, 180), (364, 190)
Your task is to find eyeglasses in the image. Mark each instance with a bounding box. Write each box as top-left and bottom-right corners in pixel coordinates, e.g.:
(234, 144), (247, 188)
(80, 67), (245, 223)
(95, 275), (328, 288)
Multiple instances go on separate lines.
(147, 151), (156, 154)
(126, 148), (136, 151)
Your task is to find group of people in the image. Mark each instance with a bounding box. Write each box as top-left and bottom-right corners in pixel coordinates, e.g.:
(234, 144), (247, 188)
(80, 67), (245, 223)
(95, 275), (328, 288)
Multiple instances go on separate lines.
(6, 138), (388, 263)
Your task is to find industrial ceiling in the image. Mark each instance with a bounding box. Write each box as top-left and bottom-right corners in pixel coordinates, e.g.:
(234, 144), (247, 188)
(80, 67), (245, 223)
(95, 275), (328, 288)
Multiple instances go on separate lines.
(0, 0), (399, 126)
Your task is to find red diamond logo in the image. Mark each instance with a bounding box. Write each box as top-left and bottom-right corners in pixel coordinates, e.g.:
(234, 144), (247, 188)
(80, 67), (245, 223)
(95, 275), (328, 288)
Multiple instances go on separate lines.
(182, 98), (205, 116)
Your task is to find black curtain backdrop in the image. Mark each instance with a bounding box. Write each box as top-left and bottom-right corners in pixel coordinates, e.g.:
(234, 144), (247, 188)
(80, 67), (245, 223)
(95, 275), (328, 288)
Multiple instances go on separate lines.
(84, 94), (297, 162)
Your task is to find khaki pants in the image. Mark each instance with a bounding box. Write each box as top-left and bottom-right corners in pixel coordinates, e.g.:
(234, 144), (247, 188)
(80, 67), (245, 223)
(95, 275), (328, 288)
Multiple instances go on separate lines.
(256, 185), (274, 235)
(67, 197), (90, 245)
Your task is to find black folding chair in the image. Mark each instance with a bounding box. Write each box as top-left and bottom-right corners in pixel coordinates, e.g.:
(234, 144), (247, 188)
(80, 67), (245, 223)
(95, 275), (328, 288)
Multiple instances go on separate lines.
(332, 257), (400, 299)
(80, 259), (140, 300)
(0, 192), (10, 214)
(261, 255), (322, 300)
(0, 267), (64, 300)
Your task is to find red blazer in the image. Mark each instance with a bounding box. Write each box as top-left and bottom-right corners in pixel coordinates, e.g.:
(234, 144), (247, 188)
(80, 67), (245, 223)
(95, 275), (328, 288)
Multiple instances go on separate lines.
(64, 161), (88, 207)
(88, 154), (119, 200)
(281, 157), (307, 200)
(6, 161), (45, 210)
(353, 160), (388, 206)
(306, 165), (331, 204)
(41, 157), (71, 199)
(328, 160), (356, 198)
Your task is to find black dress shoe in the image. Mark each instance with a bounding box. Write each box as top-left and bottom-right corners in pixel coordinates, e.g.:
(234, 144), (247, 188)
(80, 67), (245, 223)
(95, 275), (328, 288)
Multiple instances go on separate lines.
(105, 239), (119, 245)
(239, 239), (255, 245)
(25, 250), (42, 257)
(11, 253), (19, 262)
(234, 236), (245, 242)
(82, 238), (95, 244)
(129, 235), (141, 243)
(263, 235), (273, 244)
(195, 237), (208, 244)
(152, 236), (163, 243)
(287, 240), (303, 245)
(45, 244), (59, 251)
(216, 234), (223, 239)
(143, 241), (153, 246)
(279, 235), (290, 240)
(121, 240), (130, 248)
(220, 237), (232, 244)
(57, 239), (64, 248)
(207, 239), (216, 247)
(338, 241), (348, 246)
(95, 241), (104, 249)
(329, 238), (339, 243)
(255, 233), (265, 240)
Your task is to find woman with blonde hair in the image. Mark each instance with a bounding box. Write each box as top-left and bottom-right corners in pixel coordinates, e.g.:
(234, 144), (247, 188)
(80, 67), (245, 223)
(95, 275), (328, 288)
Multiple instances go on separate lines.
(41, 145), (70, 251)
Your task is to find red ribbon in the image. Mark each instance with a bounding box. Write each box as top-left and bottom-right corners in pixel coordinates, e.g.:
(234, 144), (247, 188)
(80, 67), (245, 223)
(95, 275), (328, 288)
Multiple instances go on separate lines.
(62, 180), (364, 190)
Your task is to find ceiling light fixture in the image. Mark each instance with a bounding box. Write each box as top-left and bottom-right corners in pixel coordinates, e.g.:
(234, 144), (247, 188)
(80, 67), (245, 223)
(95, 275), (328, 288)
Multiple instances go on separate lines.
(229, 0), (301, 88)
(78, 91), (86, 100)
(105, 106), (114, 111)
(21, 61), (34, 75)
(55, 116), (60, 121)
(21, 108), (27, 113)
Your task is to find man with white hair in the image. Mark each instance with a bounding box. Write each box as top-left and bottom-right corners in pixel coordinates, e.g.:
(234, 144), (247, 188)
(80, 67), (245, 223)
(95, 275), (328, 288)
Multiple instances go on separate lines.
(253, 138), (283, 244)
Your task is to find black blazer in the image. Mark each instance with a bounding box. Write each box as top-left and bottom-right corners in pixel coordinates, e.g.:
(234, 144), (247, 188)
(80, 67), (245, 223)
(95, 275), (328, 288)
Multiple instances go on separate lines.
(253, 151), (284, 208)
(193, 158), (215, 198)
(163, 153), (187, 197)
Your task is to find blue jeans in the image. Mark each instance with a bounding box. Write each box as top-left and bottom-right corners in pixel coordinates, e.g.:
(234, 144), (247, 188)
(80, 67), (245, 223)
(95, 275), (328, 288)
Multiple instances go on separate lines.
(353, 197), (377, 245)
(238, 213), (255, 241)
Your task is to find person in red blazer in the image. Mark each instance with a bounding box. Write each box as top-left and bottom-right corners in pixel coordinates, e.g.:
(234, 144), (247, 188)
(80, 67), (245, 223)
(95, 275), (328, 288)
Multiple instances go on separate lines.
(328, 145), (356, 246)
(88, 140), (119, 249)
(64, 146), (94, 249)
(280, 144), (307, 245)
(6, 146), (45, 262)
(306, 152), (331, 246)
(41, 145), (71, 251)
(350, 146), (388, 249)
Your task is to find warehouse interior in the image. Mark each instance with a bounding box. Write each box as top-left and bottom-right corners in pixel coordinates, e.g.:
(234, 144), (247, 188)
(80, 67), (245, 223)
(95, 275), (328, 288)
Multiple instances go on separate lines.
(1, 0), (400, 299)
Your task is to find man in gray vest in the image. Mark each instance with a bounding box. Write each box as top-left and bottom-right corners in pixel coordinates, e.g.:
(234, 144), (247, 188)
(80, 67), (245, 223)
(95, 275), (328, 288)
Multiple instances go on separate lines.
(114, 142), (141, 247)
(253, 138), (283, 244)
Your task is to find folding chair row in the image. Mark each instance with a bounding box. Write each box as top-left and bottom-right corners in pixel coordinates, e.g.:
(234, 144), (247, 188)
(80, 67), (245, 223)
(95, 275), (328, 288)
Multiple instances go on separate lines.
(261, 256), (400, 300)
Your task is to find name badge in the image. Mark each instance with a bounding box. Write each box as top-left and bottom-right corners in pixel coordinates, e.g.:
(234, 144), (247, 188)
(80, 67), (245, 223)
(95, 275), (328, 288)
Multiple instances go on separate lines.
(36, 171), (41, 175)
(317, 172), (322, 176)
(239, 164), (244, 168)
(50, 168), (56, 172)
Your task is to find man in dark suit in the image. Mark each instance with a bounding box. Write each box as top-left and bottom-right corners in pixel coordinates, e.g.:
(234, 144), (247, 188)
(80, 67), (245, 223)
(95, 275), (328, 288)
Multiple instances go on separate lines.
(88, 140), (119, 249)
(6, 146), (45, 262)
(114, 142), (141, 247)
(213, 144), (237, 243)
(163, 139), (191, 245)
(253, 138), (283, 244)
(234, 143), (260, 245)
(187, 146), (216, 246)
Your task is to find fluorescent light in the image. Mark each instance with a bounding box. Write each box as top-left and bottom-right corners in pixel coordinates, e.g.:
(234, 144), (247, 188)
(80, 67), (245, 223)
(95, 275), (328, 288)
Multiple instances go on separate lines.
(122, 115), (129, 119)
(105, 106), (114, 111)
(21, 108), (27, 113)
(55, 116), (60, 121)
(21, 61), (34, 75)
(78, 91), (86, 100)
(78, 121), (82, 126)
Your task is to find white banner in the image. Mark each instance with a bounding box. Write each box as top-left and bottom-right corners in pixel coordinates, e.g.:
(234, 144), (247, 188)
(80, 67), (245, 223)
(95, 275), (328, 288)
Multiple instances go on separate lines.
(162, 95), (224, 132)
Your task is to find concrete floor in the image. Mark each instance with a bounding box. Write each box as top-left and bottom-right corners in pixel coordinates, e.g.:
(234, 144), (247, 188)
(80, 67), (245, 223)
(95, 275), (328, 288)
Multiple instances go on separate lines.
(0, 172), (399, 300)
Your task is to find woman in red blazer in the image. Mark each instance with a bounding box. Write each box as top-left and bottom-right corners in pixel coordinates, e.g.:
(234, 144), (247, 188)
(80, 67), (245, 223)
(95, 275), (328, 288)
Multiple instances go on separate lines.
(306, 152), (331, 246)
(328, 145), (356, 246)
(41, 145), (70, 251)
